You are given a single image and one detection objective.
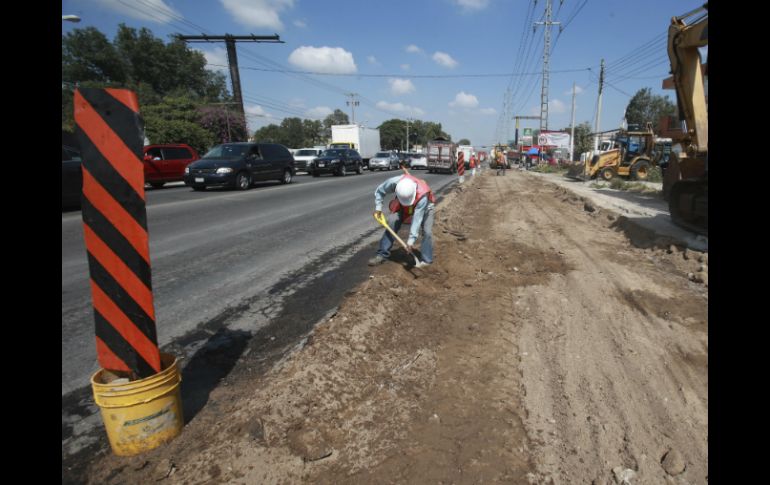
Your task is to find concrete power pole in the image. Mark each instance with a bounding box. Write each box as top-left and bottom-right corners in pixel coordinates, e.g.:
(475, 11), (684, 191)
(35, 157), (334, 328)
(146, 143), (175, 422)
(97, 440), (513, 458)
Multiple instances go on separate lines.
(593, 59), (605, 150)
(405, 118), (411, 153)
(346, 93), (360, 124)
(534, 0), (561, 132)
(177, 34), (283, 138)
(570, 82), (577, 161)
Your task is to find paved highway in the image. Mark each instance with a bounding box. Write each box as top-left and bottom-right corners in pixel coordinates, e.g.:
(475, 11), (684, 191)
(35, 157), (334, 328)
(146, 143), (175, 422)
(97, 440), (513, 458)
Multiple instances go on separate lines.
(61, 169), (460, 396)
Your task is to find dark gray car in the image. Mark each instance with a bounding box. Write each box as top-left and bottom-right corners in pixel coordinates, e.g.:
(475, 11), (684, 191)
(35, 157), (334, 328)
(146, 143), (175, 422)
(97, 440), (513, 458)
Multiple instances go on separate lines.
(307, 149), (363, 177)
(184, 142), (295, 191)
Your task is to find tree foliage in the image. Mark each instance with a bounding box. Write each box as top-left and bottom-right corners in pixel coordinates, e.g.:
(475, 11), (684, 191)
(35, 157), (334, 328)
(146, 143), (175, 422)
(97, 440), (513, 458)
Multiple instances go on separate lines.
(378, 119), (451, 150)
(62, 27), (128, 85)
(61, 24), (229, 153)
(624, 88), (676, 132)
(198, 106), (248, 146)
(322, 109), (350, 140)
(571, 122), (594, 158)
(252, 117), (325, 148)
(457, 138), (471, 145)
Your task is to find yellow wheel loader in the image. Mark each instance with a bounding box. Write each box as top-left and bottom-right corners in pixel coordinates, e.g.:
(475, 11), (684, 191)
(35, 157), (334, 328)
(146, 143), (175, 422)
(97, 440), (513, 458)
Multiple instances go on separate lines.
(489, 144), (510, 169)
(566, 125), (656, 182)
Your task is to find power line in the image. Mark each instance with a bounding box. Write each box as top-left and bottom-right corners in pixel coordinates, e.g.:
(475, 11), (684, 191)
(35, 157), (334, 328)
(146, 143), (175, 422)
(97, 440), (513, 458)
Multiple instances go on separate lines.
(205, 64), (588, 79)
(604, 80), (633, 98)
(604, 31), (667, 74)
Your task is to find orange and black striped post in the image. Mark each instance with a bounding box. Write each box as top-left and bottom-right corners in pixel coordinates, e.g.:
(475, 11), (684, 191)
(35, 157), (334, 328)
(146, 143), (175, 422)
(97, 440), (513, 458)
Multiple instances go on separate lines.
(457, 151), (465, 183)
(74, 88), (161, 379)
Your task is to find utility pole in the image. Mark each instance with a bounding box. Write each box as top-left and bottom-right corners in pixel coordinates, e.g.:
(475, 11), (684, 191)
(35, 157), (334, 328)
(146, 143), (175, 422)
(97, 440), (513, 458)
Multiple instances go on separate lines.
(346, 93), (359, 124)
(177, 34), (283, 137)
(570, 82), (577, 161)
(534, 0), (561, 132)
(593, 59), (605, 150)
(405, 118), (412, 153)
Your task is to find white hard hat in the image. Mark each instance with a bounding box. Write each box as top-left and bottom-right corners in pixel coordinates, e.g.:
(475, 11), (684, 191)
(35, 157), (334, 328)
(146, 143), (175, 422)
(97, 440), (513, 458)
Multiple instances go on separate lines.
(395, 178), (417, 206)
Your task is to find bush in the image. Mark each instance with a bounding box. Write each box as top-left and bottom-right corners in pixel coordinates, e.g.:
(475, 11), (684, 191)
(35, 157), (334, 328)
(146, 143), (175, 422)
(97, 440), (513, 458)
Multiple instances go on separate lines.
(531, 164), (568, 174)
(646, 166), (663, 182)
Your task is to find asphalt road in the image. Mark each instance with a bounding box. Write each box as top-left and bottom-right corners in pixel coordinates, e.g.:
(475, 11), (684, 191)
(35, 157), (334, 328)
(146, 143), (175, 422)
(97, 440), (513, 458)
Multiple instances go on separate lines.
(61, 168), (460, 396)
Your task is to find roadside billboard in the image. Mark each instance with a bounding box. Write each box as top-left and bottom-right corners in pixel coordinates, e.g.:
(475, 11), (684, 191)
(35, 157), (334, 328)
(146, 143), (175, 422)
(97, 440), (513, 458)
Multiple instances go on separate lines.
(538, 132), (571, 148)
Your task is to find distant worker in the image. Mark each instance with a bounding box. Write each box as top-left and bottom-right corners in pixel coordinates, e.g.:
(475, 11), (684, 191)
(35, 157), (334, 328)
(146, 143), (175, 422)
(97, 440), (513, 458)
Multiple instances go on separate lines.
(369, 171), (435, 268)
(470, 155), (477, 177)
(496, 151), (507, 176)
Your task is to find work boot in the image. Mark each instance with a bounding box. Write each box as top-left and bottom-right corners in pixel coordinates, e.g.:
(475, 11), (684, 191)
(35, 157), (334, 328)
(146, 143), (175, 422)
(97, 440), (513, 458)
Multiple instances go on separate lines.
(368, 255), (387, 266)
(414, 260), (431, 269)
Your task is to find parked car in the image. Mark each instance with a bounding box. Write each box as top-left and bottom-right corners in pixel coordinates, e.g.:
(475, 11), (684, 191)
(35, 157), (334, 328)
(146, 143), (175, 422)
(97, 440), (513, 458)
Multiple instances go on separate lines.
(292, 147), (324, 172)
(143, 144), (199, 188)
(368, 151), (400, 171)
(408, 152), (428, 170)
(184, 142), (295, 191)
(307, 148), (363, 177)
(62, 145), (83, 209)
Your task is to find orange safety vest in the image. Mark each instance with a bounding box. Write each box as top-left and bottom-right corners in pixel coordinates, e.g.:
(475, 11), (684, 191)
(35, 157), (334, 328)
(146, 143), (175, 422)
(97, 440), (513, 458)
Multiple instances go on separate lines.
(388, 173), (436, 224)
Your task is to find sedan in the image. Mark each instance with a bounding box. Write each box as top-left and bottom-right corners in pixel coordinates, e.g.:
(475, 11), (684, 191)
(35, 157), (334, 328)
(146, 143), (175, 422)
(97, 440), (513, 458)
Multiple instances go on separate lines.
(368, 151), (400, 171)
(408, 153), (428, 170)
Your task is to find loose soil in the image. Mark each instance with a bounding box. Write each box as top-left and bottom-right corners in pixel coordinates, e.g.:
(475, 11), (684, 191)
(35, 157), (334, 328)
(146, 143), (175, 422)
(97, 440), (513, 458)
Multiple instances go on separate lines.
(76, 170), (708, 484)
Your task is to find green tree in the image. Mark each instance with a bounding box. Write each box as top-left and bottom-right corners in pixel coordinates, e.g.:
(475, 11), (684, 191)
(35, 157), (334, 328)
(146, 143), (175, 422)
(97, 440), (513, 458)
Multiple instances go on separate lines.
(253, 124), (284, 143)
(113, 25), (227, 99)
(302, 119), (324, 146)
(624, 88), (676, 132)
(322, 109), (350, 139)
(62, 27), (127, 85)
(377, 119), (451, 150)
(418, 121), (451, 144)
(570, 122), (594, 158)
(61, 24), (229, 149)
(458, 138), (471, 145)
(273, 118), (304, 148)
(378, 119), (406, 150)
(142, 95), (216, 154)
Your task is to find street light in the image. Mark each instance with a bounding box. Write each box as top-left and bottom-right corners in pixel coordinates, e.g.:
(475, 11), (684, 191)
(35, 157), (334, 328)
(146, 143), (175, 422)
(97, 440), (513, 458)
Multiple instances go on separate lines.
(62, 15), (81, 22)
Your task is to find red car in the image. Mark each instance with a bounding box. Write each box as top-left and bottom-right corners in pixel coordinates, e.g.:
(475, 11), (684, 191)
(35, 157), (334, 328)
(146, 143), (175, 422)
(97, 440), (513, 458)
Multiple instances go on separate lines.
(143, 144), (199, 188)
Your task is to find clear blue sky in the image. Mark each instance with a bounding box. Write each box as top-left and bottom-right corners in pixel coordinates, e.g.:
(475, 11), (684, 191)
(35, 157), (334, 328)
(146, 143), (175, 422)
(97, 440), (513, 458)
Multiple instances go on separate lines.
(62, 0), (705, 149)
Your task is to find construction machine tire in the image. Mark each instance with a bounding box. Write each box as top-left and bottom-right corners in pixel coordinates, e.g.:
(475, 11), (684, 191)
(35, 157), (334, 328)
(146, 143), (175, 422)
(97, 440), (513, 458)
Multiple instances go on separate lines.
(600, 167), (616, 182)
(668, 179), (708, 235)
(631, 160), (651, 181)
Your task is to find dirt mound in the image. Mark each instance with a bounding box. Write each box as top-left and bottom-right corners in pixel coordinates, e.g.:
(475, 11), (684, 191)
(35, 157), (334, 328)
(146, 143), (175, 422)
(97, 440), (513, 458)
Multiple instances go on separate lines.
(79, 171), (707, 485)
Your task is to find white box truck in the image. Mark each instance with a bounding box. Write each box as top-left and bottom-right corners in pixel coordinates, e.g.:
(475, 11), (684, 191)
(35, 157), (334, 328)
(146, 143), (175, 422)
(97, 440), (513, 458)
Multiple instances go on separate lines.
(330, 124), (381, 167)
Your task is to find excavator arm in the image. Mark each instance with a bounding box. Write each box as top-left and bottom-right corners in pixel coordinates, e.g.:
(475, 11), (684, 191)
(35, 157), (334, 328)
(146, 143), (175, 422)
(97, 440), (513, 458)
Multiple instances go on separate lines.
(663, 3), (708, 236)
(668, 4), (708, 154)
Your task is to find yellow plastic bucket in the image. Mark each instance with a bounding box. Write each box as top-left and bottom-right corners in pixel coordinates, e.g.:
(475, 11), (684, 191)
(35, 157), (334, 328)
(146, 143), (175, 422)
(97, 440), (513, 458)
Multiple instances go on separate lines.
(91, 353), (184, 456)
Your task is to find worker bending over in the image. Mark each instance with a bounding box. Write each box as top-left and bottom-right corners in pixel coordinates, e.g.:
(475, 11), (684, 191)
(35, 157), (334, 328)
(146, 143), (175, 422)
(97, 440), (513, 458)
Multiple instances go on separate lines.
(369, 172), (435, 268)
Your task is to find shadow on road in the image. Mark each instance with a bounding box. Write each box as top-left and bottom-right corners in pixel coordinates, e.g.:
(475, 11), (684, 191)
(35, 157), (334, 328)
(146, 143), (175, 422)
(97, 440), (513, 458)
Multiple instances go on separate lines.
(179, 327), (251, 424)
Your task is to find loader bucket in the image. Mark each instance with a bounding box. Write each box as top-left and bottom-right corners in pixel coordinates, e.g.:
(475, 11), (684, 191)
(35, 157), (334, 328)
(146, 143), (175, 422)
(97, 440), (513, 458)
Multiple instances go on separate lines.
(566, 162), (590, 181)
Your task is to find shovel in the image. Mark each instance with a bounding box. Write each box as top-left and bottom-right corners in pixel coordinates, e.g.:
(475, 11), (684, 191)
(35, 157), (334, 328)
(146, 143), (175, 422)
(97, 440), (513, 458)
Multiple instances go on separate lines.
(374, 211), (423, 267)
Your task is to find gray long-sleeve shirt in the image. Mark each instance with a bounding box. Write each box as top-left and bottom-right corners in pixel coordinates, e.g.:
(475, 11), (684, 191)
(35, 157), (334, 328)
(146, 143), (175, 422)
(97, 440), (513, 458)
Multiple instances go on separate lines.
(374, 175), (430, 246)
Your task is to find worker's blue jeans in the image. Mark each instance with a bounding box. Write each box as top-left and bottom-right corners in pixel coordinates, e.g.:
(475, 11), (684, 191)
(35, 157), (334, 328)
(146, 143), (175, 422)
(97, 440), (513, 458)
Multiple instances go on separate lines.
(377, 204), (435, 263)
